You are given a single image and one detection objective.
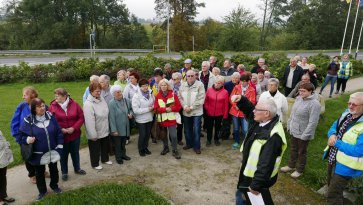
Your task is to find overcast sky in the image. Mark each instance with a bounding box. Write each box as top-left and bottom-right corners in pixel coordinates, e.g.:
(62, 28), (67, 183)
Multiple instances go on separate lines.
(123, 0), (263, 21)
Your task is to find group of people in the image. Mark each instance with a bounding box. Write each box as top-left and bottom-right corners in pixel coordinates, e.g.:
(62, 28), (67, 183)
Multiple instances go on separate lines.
(0, 54), (361, 205)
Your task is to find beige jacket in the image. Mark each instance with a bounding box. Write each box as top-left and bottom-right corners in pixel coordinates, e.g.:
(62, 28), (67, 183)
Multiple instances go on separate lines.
(178, 80), (205, 117)
(83, 95), (109, 140)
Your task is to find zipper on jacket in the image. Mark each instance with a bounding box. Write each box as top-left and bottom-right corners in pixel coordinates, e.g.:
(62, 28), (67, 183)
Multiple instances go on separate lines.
(42, 121), (52, 162)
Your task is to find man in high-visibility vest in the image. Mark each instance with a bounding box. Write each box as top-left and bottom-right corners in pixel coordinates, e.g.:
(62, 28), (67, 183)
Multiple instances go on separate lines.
(232, 95), (287, 205)
(325, 92), (363, 205)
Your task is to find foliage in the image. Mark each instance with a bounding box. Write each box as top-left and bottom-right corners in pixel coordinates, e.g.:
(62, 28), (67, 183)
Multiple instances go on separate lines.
(181, 50), (225, 69)
(32, 183), (170, 205)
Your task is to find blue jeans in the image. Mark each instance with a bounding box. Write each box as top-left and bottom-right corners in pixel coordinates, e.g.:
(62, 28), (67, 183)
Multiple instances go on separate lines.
(232, 116), (248, 144)
(235, 189), (246, 205)
(183, 115), (202, 150)
(320, 75), (337, 96)
(61, 137), (81, 174)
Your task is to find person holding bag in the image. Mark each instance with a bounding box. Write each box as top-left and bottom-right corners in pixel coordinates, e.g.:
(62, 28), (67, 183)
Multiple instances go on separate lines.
(0, 130), (15, 205)
(19, 98), (64, 200)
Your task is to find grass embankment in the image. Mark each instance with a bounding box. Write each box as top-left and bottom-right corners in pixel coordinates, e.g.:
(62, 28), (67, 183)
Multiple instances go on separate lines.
(32, 183), (170, 205)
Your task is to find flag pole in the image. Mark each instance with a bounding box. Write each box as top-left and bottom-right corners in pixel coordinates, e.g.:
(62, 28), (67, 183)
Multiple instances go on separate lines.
(355, 19), (363, 59)
(349, 0), (361, 54)
(341, 0), (353, 55)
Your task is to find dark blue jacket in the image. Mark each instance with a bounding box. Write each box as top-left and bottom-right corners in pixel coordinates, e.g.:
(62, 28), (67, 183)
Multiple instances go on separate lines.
(19, 111), (64, 165)
(11, 102), (31, 144)
(224, 81), (238, 96)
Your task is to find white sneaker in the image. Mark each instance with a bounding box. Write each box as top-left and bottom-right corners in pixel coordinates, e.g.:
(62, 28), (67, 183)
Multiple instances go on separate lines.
(103, 161), (113, 165)
(93, 166), (103, 170)
(291, 171), (302, 178)
(280, 166), (294, 173)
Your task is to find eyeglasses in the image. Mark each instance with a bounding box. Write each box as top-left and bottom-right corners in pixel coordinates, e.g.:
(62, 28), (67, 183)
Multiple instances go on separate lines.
(172, 78), (178, 80)
(348, 102), (363, 107)
(187, 75), (195, 77)
(254, 108), (268, 112)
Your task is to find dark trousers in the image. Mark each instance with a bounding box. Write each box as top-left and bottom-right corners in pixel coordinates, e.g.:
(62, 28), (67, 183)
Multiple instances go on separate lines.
(25, 161), (36, 177)
(177, 110), (184, 142)
(162, 125), (178, 151)
(0, 167), (7, 200)
(288, 136), (310, 173)
(137, 121), (153, 151)
(336, 78), (348, 93)
(61, 137), (81, 174)
(112, 136), (127, 162)
(242, 188), (274, 205)
(327, 173), (351, 205)
(285, 87), (293, 96)
(88, 137), (110, 167)
(205, 115), (223, 143)
(34, 162), (59, 194)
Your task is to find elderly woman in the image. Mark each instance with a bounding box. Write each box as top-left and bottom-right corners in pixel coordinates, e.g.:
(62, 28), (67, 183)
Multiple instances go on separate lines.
(199, 61), (216, 92)
(258, 69), (268, 93)
(84, 82), (112, 170)
(154, 79), (182, 159)
(114, 70), (128, 91)
(10, 86), (39, 184)
(108, 85), (133, 164)
(49, 88), (86, 181)
(99, 75), (113, 104)
(281, 83), (321, 178)
(299, 57), (310, 71)
(236, 64), (246, 76)
(170, 72), (184, 145)
(224, 72), (241, 96)
(204, 75), (229, 146)
(259, 78), (288, 123)
(20, 98), (64, 200)
(336, 54), (353, 95)
(212, 67), (221, 76)
(83, 75), (99, 105)
(230, 74), (257, 150)
(251, 73), (261, 101)
(123, 72), (140, 101)
(0, 131), (15, 205)
(132, 79), (155, 156)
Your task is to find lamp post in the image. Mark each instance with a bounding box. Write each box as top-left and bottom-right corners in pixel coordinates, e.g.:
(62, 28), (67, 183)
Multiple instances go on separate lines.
(167, 0), (170, 53)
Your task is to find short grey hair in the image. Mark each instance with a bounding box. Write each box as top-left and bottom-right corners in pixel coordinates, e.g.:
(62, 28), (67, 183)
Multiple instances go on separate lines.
(212, 67), (220, 74)
(110, 85), (123, 96)
(350, 92), (363, 104)
(172, 72), (182, 80)
(215, 75), (225, 83)
(202, 61), (210, 68)
(268, 78), (279, 86)
(231, 72), (241, 79)
(90, 75), (99, 82)
(258, 58), (265, 63)
(99, 74), (110, 84)
(259, 98), (277, 118)
(164, 63), (171, 69)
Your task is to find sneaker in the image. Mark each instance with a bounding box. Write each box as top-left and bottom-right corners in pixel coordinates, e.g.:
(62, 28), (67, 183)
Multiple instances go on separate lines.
(103, 161), (113, 165)
(52, 187), (62, 194)
(280, 166), (294, 173)
(183, 145), (192, 150)
(215, 140), (221, 146)
(117, 160), (123, 164)
(144, 148), (152, 155)
(206, 141), (211, 147)
(30, 176), (36, 184)
(122, 155), (131, 160)
(36, 192), (47, 201)
(160, 147), (170, 155)
(61, 174), (68, 181)
(195, 149), (201, 154)
(291, 171), (302, 178)
(335, 91), (339, 94)
(172, 150), (181, 159)
(75, 169), (87, 175)
(178, 141), (184, 145)
(93, 166), (103, 170)
(152, 139), (157, 144)
(126, 140), (129, 145)
(232, 143), (240, 150)
(139, 150), (146, 157)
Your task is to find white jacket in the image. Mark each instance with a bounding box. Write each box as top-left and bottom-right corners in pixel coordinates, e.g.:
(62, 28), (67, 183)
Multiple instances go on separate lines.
(132, 89), (155, 123)
(83, 95), (109, 140)
(259, 91), (288, 123)
(178, 80), (205, 117)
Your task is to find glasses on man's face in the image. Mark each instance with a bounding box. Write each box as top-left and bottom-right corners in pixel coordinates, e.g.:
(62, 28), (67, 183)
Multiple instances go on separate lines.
(254, 108), (268, 112)
(348, 102), (363, 107)
(187, 75), (195, 78)
(172, 78), (178, 81)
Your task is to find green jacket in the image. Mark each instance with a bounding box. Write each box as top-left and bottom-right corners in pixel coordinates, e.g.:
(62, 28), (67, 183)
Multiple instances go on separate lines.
(108, 98), (133, 137)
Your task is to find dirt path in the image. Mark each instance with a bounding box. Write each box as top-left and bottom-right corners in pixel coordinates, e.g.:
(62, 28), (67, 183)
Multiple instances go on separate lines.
(7, 77), (363, 205)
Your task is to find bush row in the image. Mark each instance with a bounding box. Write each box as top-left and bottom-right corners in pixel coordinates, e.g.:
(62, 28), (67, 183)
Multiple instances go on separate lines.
(1, 51), (363, 83)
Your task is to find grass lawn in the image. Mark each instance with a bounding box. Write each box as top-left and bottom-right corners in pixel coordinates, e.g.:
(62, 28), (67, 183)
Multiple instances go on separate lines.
(32, 183), (170, 205)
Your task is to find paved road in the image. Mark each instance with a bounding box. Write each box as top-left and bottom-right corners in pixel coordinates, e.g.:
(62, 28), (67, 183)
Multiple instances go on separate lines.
(0, 51), (362, 66)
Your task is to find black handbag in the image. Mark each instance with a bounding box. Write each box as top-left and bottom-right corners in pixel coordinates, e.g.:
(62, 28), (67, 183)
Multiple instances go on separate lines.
(21, 118), (33, 161)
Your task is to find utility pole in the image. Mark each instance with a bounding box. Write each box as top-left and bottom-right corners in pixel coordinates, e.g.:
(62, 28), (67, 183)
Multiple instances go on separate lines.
(167, 0), (170, 53)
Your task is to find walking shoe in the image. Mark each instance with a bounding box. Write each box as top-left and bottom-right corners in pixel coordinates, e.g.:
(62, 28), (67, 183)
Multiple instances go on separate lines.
(126, 139), (130, 145)
(232, 143), (240, 150)
(200, 133), (204, 138)
(178, 141), (184, 145)
(30, 176), (36, 184)
(103, 161), (113, 165)
(319, 91), (322, 95)
(52, 187), (62, 194)
(195, 149), (201, 154)
(206, 141), (211, 147)
(75, 169), (87, 175)
(139, 150), (146, 157)
(44, 171), (50, 178)
(335, 91), (339, 94)
(122, 155), (131, 160)
(291, 171), (302, 178)
(183, 145), (192, 150)
(172, 150), (181, 159)
(160, 147), (170, 155)
(215, 140), (221, 146)
(280, 166), (294, 173)
(341, 91), (345, 95)
(152, 139), (157, 144)
(36, 193), (47, 201)
(144, 148), (152, 155)
(61, 174), (68, 181)
(93, 166), (103, 170)
(117, 160), (123, 164)
(329, 95), (332, 98)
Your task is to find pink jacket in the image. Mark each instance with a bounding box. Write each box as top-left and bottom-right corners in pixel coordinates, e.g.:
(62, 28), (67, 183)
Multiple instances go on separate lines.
(204, 86), (229, 119)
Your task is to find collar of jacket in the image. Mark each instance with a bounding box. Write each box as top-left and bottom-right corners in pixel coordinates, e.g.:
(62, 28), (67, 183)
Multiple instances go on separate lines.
(26, 111), (52, 124)
(251, 115), (280, 140)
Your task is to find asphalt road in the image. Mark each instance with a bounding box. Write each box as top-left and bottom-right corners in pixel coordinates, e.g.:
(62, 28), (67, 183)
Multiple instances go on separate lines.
(0, 51), (362, 66)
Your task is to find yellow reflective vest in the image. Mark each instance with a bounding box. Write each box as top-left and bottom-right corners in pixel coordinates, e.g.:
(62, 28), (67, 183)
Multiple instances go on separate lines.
(156, 97), (176, 122)
(242, 121), (287, 178)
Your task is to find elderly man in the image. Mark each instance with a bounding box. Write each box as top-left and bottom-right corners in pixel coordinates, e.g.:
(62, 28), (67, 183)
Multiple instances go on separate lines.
(233, 95), (287, 205)
(164, 63), (173, 80)
(251, 58), (266, 74)
(178, 70), (205, 154)
(209, 56), (217, 71)
(221, 59), (236, 81)
(259, 78), (288, 124)
(283, 57), (304, 96)
(287, 74), (316, 98)
(180, 59), (193, 81)
(199, 61), (216, 92)
(325, 92), (363, 205)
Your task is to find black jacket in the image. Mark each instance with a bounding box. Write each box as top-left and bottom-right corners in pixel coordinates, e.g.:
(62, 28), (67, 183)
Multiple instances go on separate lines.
(282, 65), (304, 89)
(251, 65), (261, 74)
(236, 96), (283, 192)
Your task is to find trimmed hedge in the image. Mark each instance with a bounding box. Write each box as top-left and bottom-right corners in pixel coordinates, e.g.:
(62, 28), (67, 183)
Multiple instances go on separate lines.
(1, 51), (363, 83)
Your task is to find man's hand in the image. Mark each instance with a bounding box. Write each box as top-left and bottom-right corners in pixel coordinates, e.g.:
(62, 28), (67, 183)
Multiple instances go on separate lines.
(166, 107), (172, 113)
(248, 187), (260, 195)
(185, 107), (191, 113)
(328, 134), (338, 146)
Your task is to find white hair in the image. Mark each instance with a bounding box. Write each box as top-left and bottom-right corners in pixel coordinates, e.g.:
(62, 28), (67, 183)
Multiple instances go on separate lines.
(110, 85), (122, 97)
(268, 78), (279, 86)
(212, 67), (220, 74)
(258, 58), (265, 63)
(202, 61), (210, 68)
(350, 92), (363, 104)
(231, 72), (241, 79)
(99, 74), (110, 84)
(90, 75), (99, 82)
(172, 72), (182, 80)
(215, 75), (225, 83)
(259, 98), (277, 118)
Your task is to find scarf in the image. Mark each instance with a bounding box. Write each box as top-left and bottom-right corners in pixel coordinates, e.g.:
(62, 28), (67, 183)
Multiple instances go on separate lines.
(58, 97), (70, 113)
(142, 91), (150, 100)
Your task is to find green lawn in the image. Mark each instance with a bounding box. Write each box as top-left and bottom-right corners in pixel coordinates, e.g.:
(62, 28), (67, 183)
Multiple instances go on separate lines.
(32, 183), (170, 205)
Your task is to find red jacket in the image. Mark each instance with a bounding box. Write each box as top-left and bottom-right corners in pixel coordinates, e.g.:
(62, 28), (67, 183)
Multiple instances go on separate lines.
(154, 90), (182, 127)
(204, 86), (229, 119)
(229, 82), (256, 118)
(49, 98), (85, 143)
